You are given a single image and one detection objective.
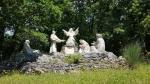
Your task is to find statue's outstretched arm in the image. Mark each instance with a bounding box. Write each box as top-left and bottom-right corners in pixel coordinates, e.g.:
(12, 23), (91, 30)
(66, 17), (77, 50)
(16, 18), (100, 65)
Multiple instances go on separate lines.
(63, 29), (69, 36)
(75, 28), (79, 35)
(51, 35), (64, 43)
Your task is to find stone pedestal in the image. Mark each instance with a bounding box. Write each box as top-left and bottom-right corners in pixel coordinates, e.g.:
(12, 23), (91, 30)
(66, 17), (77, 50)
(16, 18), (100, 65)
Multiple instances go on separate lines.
(64, 47), (75, 55)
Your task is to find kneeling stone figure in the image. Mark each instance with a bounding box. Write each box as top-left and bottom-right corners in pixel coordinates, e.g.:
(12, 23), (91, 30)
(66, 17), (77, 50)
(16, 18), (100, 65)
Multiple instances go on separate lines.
(79, 39), (90, 53)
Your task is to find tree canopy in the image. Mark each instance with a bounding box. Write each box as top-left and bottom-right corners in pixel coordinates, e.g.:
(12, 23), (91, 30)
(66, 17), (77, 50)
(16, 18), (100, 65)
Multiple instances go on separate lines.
(0, 0), (150, 60)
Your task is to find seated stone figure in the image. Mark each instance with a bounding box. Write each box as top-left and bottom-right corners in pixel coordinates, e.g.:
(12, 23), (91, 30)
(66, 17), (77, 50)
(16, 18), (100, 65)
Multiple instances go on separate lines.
(50, 31), (65, 54)
(23, 40), (33, 54)
(96, 34), (105, 52)
(15, 40), (41, 63)
(79, 39), (90, 53)
(23, 40), (41, 55)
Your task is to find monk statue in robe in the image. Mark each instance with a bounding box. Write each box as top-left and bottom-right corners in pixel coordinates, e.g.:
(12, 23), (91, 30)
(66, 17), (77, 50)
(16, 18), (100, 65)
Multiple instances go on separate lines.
(50, 31), (65, 54)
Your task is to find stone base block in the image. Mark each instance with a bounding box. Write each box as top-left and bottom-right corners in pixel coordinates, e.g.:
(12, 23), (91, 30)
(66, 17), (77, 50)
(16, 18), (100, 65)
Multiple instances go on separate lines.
(64, 47), (75, 55)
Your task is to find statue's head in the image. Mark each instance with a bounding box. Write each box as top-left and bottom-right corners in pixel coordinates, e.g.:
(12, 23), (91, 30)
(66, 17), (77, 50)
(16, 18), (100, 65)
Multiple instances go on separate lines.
(52, 30), (56, 34)
(96, 34), (102, 38)
(79, 39), (88, 45)
(69, 28), (73, 32)
(79, 39), (84, 44)
(25, 40), (30, 44)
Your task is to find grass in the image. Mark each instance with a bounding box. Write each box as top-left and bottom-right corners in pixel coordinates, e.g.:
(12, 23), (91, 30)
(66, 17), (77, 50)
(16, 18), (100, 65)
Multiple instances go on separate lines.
(65, 53), (82, 64)
(0, 64), (150, 84)
(122, 42), (141, 67)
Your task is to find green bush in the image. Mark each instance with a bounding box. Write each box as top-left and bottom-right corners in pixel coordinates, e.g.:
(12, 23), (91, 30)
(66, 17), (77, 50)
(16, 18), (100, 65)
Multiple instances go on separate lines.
(65, 53), (82, 64)
(143, 51), (150, 63)
(122, 42), (141, 68)
(16, 28), (49, 52)
(30, 30), (49, 51)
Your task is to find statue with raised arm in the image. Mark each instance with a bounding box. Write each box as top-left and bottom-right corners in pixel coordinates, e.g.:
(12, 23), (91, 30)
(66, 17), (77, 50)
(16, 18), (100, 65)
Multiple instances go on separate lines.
(63, 28), (78, 47)
(96, 34), (105, 52)
(50, 31), (65, 54)
(79, 39), (90, 53)
(62, 28), (79, 54)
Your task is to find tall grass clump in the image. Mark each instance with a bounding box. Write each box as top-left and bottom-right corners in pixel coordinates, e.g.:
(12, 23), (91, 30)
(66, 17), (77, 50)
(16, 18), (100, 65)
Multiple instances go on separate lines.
(65, 53), (82, 64)
(122, 42), (141, 68)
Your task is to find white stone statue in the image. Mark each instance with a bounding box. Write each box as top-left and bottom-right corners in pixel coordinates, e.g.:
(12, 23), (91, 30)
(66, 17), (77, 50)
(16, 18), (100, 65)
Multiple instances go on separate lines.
(23, 40), (33, 54)
(90, 41), (99, 53)
(63, 28), (79, 47)
(96, 34), (105, 52)
(50, 31), (65, 54)
(79, 39), (90, 53)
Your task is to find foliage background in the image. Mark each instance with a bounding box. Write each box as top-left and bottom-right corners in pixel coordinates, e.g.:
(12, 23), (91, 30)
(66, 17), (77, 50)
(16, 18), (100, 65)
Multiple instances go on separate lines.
(0, 0), (150, 60)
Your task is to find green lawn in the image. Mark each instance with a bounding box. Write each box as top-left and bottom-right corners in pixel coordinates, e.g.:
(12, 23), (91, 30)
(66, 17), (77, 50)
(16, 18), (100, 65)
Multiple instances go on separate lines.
(0, 64), (150, 84)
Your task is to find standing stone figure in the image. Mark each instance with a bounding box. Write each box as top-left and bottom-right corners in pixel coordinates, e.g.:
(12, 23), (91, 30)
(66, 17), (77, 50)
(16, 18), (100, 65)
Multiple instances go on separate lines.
(62, 28), (79, 54)
(63, 28), (79, 47)
(96, 34), (105, 52)
(79, 39), (90, 53)
(23, 40), (33, 54)
(50, 31), (65, 54)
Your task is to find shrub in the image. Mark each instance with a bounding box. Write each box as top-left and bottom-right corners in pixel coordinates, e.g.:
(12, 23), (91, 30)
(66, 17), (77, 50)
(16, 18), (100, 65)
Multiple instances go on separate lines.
(30, 30), (49, 51)
(143, 51), (150, 63)
(122, 42), (141, 68)
(16, 29), (49, 52)
(65, 53), (82, 64)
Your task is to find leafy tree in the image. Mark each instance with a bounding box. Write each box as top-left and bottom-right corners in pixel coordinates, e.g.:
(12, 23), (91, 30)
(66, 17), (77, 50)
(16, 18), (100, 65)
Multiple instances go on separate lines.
(0, 0), (149, 61)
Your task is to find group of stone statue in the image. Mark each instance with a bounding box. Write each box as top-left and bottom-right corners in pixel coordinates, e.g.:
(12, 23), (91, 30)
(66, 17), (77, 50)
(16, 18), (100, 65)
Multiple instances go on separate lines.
(49, 28), (105, 55)
(23, 28), (105, 55)
(17, 28), (126, 74)
(24, 28), (105, 54)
